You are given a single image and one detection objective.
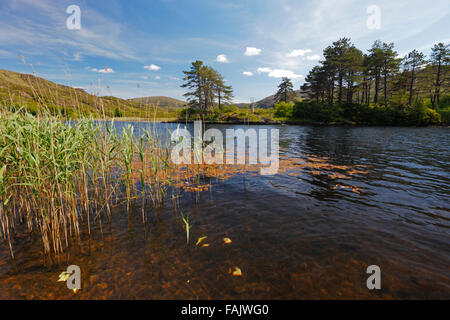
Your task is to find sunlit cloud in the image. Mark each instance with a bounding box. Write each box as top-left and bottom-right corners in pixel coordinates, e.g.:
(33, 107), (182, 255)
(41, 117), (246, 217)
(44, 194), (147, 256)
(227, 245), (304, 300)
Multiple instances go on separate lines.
(216, 54), (229, 63)
(242, 71), (254, 76)
(257, 67), (302, 79)
(144, 64), (161, 71)
(244, 47), (261, 56)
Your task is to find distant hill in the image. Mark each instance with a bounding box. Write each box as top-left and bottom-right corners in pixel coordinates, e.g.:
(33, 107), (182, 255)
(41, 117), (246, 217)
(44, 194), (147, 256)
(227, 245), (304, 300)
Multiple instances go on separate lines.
(129, 96), (186, 108)
(236, 90), (306, 109)
(0, 69), (179, 119)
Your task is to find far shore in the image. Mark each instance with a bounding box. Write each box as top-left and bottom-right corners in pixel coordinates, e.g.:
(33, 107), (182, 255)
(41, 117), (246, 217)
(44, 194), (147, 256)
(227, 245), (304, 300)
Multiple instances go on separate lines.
(98, 118), (449, 127)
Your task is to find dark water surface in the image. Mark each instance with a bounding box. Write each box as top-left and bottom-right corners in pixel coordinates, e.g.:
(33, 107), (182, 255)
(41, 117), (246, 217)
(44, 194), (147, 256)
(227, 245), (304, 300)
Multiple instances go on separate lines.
(1, 123), (449, 299)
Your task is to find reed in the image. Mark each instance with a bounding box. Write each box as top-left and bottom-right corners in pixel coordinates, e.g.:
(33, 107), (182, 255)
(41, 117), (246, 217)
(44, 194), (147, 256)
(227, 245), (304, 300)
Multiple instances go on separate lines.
(0, 109), (177, 257)
(0, 107), (255, 258)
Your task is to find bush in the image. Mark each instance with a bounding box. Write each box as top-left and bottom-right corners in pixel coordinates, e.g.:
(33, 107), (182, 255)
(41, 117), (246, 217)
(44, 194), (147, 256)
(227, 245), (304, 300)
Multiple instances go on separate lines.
(409, 100), (441, 125)
(220, 105), (238, 113)
(274, 102), (294, 118)
(114, 107), (123, 117)
(437, 104), (450, 124)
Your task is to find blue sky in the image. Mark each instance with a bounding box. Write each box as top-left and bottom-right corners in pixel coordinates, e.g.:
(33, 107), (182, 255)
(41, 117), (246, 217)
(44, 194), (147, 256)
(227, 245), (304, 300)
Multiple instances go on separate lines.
(0, 0), (449, 102)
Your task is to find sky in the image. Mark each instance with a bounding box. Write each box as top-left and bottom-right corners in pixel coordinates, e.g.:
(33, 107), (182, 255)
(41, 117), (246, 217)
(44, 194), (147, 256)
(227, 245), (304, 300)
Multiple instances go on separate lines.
(0, 0), (449, 103)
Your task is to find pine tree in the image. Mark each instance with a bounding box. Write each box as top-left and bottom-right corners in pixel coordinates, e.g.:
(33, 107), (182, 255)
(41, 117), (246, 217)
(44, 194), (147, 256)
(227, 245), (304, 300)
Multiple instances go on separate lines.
(404, 50), (425, 105)
(275, 77), (294, 103)
(181, 61), (233, 114)
(430, 43), (450, 108)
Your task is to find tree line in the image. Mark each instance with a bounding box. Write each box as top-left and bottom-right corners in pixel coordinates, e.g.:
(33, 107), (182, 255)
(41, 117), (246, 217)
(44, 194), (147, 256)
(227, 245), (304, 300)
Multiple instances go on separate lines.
(300, 38), (449, 109)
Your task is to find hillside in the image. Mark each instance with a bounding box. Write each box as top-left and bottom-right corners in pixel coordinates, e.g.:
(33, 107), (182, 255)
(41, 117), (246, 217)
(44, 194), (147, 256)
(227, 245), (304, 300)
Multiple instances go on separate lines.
(0, 69), (179, 119)
(129, 96), (186, 108)
(236, 90), (306, 109)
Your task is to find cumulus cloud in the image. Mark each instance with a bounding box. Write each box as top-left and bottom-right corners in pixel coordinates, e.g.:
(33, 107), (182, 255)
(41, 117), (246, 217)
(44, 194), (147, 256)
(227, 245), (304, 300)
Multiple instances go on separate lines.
(216, 54), (229, 63)
(244, 47), (261, 56)
(155, 75), (161, 80)
(242, 71), (254, 76)
(144, 64), (161, 71)
(287, 49), (312, 57)
(257, 67), (302, 79)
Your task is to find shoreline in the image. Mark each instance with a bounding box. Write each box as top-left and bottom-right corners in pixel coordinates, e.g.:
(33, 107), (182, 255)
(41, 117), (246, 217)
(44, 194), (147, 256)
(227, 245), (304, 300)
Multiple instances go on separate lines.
(160, 119), (449, 127)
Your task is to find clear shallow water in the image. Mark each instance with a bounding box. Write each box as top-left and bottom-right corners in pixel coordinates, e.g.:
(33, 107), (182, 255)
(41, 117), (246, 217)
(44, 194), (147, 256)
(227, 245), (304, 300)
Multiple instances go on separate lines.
(0, 123), (449, 299)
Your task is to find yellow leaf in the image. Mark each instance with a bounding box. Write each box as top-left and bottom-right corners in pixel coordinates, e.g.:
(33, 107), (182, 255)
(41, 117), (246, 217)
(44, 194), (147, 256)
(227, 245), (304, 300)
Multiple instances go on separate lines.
(232, 267), (242, 276)
(196, 236), (208, 246)
(201, 243), (210, 247)
(57, 271), (70, 282)
(223, 237), (232, 244)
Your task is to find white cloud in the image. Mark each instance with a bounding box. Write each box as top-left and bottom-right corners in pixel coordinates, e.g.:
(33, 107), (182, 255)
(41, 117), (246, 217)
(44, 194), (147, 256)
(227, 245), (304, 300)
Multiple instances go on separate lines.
(257, 67), (302, 79)
(216, 54), (229, 63)
(244, 47), (261, 56)
(170, 76), (181, 81)
(242, 71), (254, 76)
(287, 49), (312, 57)
(98, 67), (114, 73)
(257, 67), (272, 73)
(73, 52), (82, 61)
(144, 64), (161, 71)
(306, 55), (321, 60)
(155, 75), (161, 80)
(87, 66), (114, 73)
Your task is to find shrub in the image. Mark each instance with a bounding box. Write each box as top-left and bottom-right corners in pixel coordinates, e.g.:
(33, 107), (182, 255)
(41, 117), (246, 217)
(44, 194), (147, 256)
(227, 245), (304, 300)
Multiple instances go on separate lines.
(114, 107), (123, 117)
(274, 102), (294, 118)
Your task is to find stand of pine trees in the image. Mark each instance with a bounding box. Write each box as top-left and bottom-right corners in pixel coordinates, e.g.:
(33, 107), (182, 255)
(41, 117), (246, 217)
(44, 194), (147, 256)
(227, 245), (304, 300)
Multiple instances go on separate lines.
(181, 61), (233, 119)
(298, 39), (449, 125)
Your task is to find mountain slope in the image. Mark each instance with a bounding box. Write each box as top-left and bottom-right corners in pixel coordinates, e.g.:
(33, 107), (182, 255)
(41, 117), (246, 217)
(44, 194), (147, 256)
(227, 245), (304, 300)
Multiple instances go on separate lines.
(129, 96), (186, 108)
(0, 69), (179, 119)
(236, 90), (306, 109)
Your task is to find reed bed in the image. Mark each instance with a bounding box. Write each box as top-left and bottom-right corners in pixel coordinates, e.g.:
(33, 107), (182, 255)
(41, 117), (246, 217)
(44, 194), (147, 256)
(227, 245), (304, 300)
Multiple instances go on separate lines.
(0, 109), (178, 258)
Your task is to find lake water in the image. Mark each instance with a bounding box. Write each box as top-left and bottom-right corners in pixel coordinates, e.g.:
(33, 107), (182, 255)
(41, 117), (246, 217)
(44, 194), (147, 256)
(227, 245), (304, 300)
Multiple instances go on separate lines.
(0, 123), (449, 299)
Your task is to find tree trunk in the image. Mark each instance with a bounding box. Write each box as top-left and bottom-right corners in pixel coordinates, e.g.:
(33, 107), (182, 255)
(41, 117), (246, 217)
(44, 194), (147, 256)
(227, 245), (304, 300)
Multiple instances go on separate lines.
(409, 67), (415, 106)
(338, 73), (343, 105)
(434, 60), (442, 108)
(374, 69), (380, 104)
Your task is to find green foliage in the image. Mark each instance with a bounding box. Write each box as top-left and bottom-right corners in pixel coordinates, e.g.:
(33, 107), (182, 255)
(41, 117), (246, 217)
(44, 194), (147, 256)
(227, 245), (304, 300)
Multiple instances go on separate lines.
(274, 77), (295, 103)
(114, 107), (123, 117)
(181, 61), (233, 114)
(274, 102), (294, 118)
(292, 100), (442, 125)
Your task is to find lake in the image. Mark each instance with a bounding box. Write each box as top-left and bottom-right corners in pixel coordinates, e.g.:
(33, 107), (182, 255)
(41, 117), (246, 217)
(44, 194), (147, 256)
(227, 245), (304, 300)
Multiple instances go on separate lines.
(0, 123), (449, 299)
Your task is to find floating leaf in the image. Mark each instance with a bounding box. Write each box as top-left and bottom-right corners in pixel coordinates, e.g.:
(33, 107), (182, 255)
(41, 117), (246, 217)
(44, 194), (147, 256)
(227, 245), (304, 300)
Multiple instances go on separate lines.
(201, 243), (210, 248)
(223, 237), (232, 244)
(196, 236), (208, 246)
(232, 267), (242, 276)
(57, 271), (70, 282)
